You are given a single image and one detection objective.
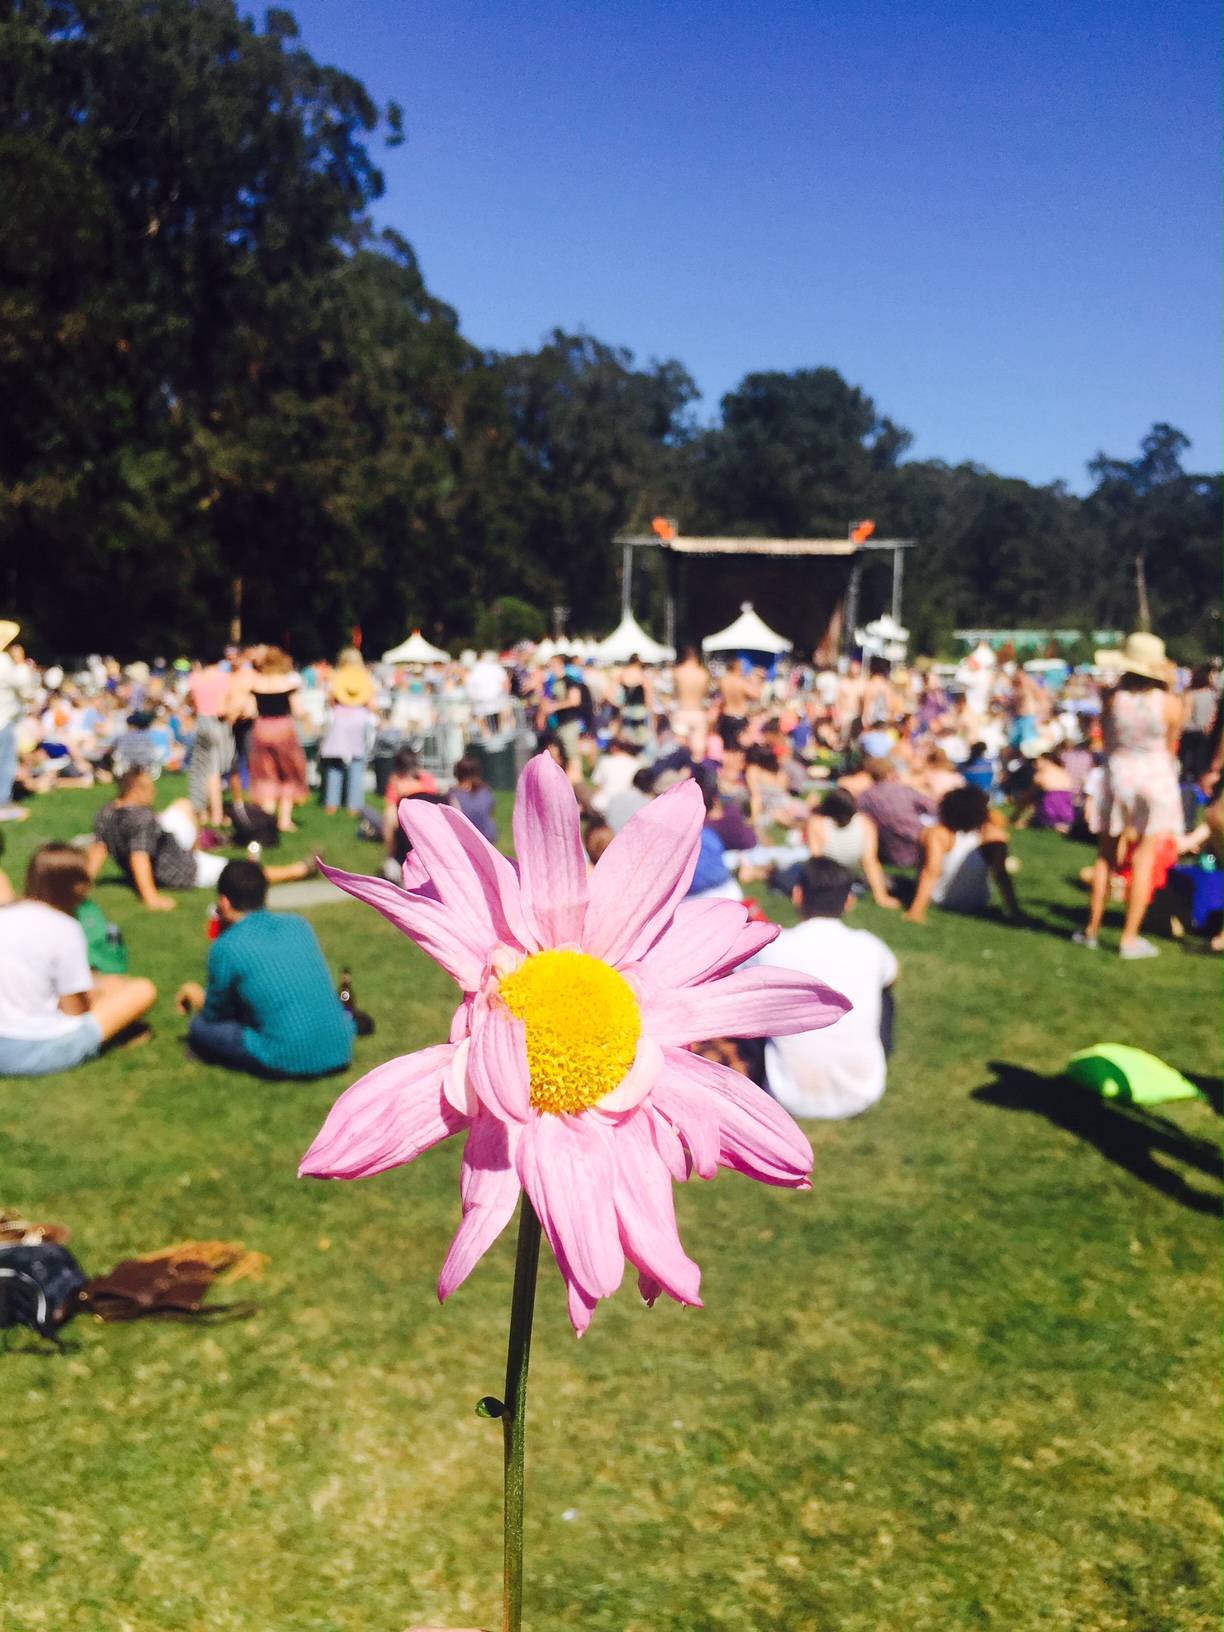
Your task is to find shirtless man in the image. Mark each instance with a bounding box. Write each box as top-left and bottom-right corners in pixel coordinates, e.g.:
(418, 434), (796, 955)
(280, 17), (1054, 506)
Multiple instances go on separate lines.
(672, 646), (711, 761)
(717, 661), (754, 748)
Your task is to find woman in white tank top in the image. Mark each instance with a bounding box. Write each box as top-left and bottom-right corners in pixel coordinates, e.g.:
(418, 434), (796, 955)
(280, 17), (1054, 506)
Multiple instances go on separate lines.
(905, 785), (1021, 924)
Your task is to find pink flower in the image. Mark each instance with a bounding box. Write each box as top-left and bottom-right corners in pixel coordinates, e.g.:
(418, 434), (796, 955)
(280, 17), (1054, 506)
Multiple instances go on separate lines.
(300, 754), (850, 1333)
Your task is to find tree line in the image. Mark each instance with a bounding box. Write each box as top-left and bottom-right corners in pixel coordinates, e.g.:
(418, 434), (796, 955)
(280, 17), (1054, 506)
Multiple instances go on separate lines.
(2, 0), (1219, 661)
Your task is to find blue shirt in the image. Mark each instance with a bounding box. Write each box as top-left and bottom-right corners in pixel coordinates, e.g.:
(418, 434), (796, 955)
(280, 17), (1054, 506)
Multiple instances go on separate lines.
(202, 911), (355, 1077)
(688, 826), (729, 895)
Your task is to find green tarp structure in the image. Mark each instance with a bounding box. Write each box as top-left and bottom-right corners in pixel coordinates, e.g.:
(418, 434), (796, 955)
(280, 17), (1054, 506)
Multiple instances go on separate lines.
(1066, 1044), (1205, 1106)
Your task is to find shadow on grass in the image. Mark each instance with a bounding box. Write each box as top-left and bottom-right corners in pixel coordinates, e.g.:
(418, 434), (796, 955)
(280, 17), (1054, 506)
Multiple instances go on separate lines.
(973, 1063), (1223, 1217)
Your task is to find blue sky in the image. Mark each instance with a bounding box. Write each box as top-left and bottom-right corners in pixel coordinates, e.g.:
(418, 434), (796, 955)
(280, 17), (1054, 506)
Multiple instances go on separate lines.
(283, 0), (1221, 490)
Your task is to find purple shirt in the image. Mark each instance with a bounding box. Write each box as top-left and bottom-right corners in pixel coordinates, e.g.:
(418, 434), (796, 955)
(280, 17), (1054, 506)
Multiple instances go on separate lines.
(857, 782), (936, 869)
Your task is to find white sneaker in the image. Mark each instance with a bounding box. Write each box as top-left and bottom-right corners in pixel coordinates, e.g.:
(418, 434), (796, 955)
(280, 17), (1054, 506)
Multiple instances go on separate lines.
(1071, 931), (1098, 949)
(1119, 937), (1160, 960)
(0, 806), (30, 823)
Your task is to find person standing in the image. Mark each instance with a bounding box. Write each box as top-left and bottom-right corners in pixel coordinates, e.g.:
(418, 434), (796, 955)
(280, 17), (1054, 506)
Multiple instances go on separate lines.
(318, 648), (375, 815)
(249, 648), (309, 833)
(0, 621), (33, 821)
(1076, 633), (1184, 958)
(672, 646), (712, 761)
(188, 659), (235, 826)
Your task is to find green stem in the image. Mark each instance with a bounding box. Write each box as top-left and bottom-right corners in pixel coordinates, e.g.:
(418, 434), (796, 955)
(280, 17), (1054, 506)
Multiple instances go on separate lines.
(502, 1194), (541, 1632)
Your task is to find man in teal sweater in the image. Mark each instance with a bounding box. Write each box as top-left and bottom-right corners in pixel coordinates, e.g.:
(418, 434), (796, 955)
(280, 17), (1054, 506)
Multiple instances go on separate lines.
(176, 860), (355, 1077)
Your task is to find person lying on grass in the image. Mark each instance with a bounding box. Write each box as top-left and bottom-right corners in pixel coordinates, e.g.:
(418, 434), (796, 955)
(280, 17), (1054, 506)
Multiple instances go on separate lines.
(0, 843), (156, 1077)
(904, 784), (1022, 926)
(175, 859), (355, 1078)
(87, 767), (314, 911)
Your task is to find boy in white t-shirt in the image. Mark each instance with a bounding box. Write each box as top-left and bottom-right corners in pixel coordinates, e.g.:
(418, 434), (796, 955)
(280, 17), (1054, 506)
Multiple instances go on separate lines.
(753, 858), (898, 1120)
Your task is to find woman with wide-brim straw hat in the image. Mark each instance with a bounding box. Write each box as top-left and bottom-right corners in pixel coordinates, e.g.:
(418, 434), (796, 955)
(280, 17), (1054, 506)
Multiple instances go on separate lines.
(0, 620), (33, 822)
(318, 648), (376, 815)
(1074, 632), (1184, 958)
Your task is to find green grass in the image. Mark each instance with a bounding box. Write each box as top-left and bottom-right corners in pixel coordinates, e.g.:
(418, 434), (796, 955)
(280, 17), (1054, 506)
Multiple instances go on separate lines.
(0, 778), (1219, 1631)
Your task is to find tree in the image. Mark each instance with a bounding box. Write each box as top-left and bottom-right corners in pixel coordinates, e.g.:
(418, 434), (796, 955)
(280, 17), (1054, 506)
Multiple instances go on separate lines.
(681, 368), (912, 538)
(495, 331), (697, 634)
(0, 0), (399, 653)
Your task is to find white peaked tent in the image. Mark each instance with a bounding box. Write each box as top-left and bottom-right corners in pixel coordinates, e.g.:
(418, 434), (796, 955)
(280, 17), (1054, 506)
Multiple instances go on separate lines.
(855, 612), (909, 664)
(702, 602), (791, 656)
(593, 614), (675, 665)
(381, 630), (452, 664)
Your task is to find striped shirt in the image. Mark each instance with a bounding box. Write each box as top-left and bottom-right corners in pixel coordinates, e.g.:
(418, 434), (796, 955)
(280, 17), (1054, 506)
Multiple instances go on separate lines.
(201, 910), (355, 1077)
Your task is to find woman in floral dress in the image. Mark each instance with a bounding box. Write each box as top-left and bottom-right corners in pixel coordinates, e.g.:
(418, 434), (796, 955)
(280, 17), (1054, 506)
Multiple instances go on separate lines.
(1076, 633), (1183, 959)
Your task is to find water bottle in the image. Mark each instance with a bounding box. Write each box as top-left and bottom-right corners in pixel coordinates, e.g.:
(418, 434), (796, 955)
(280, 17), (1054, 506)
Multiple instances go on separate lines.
(247, 840), (262, 861)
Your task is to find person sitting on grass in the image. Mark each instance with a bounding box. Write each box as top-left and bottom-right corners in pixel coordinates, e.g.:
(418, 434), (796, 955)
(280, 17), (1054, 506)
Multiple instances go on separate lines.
(0, 843), (157, 1077)
(904, 785), (1022, 925)
(175, 859), (355, 1078)
(447, 754), (498, 844)
(751, 858), (897, 1120)
(88, 768), (314, 911)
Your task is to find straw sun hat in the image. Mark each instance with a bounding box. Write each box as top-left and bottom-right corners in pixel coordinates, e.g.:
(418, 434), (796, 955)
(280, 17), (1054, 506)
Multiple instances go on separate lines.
(331, 663), (374, 707)
(1094, 631), (1170, 681)
(0, 620), (20, 651)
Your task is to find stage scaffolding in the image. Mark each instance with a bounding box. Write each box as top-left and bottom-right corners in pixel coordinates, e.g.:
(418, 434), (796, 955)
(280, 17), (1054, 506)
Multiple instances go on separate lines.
(613, 529), (915, 659)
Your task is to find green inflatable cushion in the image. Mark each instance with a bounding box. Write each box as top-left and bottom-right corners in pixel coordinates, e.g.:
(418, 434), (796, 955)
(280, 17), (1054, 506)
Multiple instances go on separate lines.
(1066, 1044), (1204, 1106)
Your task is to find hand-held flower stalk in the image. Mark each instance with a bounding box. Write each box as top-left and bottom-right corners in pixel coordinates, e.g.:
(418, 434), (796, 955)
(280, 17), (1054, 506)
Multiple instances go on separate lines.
(300, 755), (851, 1628)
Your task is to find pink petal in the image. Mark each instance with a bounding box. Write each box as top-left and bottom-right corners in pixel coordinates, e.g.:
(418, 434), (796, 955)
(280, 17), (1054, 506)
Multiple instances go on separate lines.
(642, 967), (851, 1047)
(583, 781), (705, 966)
(567, 1277), (599, 1335)
(662, 1045), (814, 1187)
(467, 1000), (532, 1123)
(448, 997), (474, 1045)
(516, 1112), (625, 1307)
(613, 1111), (702, 1307)
(298, 1045), (464, 1180)
(400, 842), (432, 893)
(643, 1103), (691, 1182)
(597, 1034), (663, 1112)
(400, 799), (535, 952)
(444, 1038), (477, 1117)
(320, 863), (489, 992)
(438, 1113), (523, 1300)
(635, 898), (779, 990)
(512, 753), (589, 948)
(646, 1072), (722, 1180)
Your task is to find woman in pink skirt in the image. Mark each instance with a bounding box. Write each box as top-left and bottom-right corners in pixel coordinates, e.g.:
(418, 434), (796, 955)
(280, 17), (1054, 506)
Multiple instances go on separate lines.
(248, 648), (309, 833)
(1076, 632), (1183, 959)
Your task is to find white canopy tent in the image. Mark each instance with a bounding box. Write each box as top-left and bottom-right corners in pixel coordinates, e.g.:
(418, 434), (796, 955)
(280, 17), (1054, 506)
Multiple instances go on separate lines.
(855, 612), (909, 664)
(592, 614), (674, 665)
(381, 630), (451, 664)
(701, 602), (791, 656)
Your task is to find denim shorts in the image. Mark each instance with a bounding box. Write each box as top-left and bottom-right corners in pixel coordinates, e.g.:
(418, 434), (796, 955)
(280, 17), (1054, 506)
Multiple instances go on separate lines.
(0, 1015), (104, 1077)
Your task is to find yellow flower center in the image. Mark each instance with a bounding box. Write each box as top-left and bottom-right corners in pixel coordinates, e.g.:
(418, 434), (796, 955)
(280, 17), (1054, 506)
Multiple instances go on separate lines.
(499, 949), (641, 1115)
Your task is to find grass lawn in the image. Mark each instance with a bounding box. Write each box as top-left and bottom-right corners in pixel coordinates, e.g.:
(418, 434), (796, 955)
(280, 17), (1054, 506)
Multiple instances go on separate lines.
(0, 778), (1219, 1631)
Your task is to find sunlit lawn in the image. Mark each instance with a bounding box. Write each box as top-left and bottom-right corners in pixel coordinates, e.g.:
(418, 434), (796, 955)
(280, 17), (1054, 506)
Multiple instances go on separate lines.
(0, 777), (1219, 1631)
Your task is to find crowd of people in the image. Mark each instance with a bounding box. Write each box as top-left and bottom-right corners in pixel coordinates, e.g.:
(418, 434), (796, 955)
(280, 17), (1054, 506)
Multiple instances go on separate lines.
(0, 613), (1218, 1120)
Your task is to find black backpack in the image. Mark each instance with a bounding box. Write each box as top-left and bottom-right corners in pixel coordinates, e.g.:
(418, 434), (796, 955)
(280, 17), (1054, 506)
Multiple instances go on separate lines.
(0, 1243), (88, 1341)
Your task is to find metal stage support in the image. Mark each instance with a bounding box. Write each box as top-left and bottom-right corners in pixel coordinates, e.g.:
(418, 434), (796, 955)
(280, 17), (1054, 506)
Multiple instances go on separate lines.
(614, 528), (915, 658)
